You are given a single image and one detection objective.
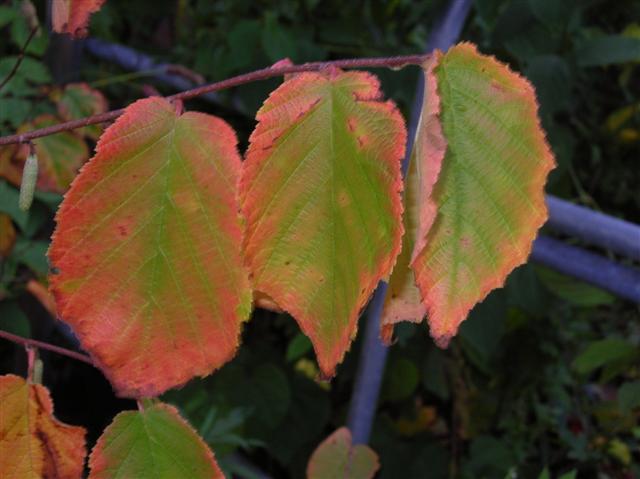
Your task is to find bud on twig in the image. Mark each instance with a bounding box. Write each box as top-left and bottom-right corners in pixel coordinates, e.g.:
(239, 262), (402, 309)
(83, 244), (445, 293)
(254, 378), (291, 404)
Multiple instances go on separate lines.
(19, 150), (38, 211)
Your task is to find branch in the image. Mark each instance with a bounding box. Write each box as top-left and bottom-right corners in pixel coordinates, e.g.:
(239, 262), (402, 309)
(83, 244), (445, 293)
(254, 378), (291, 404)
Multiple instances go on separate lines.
(0, 26), (39, 93)
(0, 329), (95, 367)
(0, 53), (428, 146)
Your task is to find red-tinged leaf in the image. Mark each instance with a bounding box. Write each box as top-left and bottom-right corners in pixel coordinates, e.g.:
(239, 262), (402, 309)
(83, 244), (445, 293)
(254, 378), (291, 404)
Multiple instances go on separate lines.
(306, 427), (379, 479)
(241, 69), (406, 377)
(49, 97), (252, 397)
(0, 374), (87, 479)
(51, 0), (106, 38)
(89, 403), (223, 479)
(411, 43), (555, 345)
(380, 54), (443, 342)
(15, 115), (89, 193)
(51, 83), (109, 140)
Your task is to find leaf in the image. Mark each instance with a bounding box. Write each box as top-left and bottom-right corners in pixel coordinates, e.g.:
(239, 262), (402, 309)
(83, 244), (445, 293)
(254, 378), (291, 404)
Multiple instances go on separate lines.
(0, 374), (87, 479)
(408, 43), (554, 346)
(0, 5), (17, 29)
(9, 2), (46, 56)
(266, 373), (330, 465)
(306, 427), (379, 479)
(572, 338), (638, 375)
(241, 69), (405, 377)
(382, 357), (419, 402)
(537, 468), (551, 479)
(241, 363), (291, 435)
(49, 97), (252, 397)
(618, 381), (640, 412)
(0, 56), (50, 96)
(51, 0), (106, 38)
(16, 115), (90, 193)
(0, 301), (31, 337)
(0, 98), (32, 128)
(52, 83), (109, 140)
(262, 12), (297, 62)
(467, 436), (516, 476)
(286, 332), (313, 362)
(13, 238), (49, 275)
(576, 35), (640, 67)
(535, 265), (615, 306)
(524, 55), (572, 117)
(89, 403), (223, 479)
(607, 438), (631, 466)
(422, 347), (450, 400)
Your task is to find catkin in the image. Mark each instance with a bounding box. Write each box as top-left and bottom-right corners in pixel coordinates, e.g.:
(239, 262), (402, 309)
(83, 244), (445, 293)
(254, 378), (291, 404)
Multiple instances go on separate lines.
(19, 153), (38, 211)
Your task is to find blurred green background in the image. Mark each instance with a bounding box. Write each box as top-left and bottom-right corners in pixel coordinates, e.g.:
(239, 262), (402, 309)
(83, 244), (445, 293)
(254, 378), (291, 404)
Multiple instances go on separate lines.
(0, 0), (639, 477)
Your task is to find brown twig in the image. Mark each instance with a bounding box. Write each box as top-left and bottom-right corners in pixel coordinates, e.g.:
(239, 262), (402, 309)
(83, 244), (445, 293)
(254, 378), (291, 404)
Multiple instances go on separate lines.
(0, 26), (39, 93)
(0, 53), (429, 146)
(0, 329), (96, 367)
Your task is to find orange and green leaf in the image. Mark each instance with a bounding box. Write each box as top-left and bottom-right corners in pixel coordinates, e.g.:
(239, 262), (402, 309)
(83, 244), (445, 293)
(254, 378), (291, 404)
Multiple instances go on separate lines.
(410, 43), (555, 345)
(241, 69), (406, 377)
(49, 97), (252, 397)
(89, 403), (223, 479)
(51, 0), (106, 38)
(306, 427), (379, 479)
(0, 374), (87, 479)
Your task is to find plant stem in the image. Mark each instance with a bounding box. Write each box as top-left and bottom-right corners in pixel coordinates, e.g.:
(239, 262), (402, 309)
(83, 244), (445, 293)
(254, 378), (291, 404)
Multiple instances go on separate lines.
(0, 26), (39, 93)
(0, 329), (95, 367)
(0, 54), (428, 146)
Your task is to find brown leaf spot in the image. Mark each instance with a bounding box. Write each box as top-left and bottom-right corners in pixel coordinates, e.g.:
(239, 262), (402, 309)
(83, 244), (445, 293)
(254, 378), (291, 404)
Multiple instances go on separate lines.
(337, 190), (350, 207)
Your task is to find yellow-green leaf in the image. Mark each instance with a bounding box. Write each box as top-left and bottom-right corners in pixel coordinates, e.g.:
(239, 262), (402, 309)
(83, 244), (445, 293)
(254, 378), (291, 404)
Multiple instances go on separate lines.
(241, 69), (406, 376)
(306, 427), (379, 479)
(388, 43), (555, 345)
(89, 403), (223, 479)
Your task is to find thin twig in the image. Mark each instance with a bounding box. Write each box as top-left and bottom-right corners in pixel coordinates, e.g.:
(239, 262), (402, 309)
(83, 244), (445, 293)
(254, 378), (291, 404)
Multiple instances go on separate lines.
(0, 53), (429, 146)
(0, 329), (95, 367)
(0, 26), (39, 93)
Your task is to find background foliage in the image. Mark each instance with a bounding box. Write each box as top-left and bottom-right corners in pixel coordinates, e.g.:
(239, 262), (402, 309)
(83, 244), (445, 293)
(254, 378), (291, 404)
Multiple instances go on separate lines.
(0, 0), (638, 477)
